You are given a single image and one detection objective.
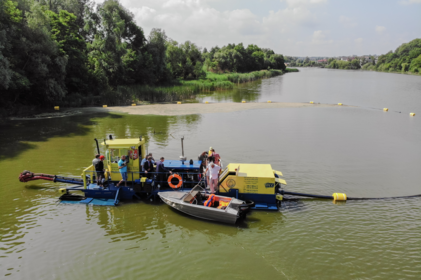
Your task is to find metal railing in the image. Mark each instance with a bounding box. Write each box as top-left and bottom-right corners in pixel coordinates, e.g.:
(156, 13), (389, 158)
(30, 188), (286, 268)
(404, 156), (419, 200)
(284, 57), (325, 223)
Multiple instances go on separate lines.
(82, 169), (204, 191)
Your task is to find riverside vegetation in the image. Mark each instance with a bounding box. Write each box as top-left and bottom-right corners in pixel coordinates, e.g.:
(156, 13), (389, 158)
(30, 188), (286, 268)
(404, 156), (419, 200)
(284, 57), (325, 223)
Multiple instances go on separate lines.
(326, 38), (421, 73)
(284, 38), (421, 75)
(0, 0), (292, 117)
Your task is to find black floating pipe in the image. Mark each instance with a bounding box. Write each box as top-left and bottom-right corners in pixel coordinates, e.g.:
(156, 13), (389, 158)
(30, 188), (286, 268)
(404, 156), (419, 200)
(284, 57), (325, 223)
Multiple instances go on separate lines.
(279, 190), (421, 200)
(94, 138), (100, 154)
(279, 190), (333, 199)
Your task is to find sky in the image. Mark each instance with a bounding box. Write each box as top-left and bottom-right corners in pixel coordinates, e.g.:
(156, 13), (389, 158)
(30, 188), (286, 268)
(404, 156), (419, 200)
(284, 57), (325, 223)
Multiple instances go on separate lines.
(95, 0), (421, 57)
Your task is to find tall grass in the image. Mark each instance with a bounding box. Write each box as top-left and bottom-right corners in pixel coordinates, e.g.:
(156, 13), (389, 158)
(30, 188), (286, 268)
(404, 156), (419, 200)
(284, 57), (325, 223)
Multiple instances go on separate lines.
(285, 68), (299, 72)
(101, 69), (297, 105)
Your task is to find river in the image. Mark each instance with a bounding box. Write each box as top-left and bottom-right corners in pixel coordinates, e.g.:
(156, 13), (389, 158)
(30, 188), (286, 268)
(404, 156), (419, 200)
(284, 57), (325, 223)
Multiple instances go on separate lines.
(1, 68), (420, 279)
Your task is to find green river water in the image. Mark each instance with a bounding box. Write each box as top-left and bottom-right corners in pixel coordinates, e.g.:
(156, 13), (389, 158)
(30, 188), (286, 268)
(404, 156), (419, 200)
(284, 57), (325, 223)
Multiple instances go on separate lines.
(1, 68), (420, 279)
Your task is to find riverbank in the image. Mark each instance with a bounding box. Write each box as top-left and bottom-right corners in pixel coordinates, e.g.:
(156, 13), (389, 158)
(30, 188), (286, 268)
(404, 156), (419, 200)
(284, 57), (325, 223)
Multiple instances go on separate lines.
(119, 69), (298, 105)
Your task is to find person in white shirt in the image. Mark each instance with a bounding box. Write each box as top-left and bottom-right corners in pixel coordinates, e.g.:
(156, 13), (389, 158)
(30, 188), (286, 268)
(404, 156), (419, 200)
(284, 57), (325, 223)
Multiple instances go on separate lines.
(206, 162), (221, 193)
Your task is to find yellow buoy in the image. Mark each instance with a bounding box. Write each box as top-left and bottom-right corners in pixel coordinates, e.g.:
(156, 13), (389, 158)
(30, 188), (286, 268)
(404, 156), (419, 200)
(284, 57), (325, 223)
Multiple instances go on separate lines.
(410, 113), (415, 116)
(310, 101), (314, 104)
(242, 101), (246, 103)
(205, 101), (209, 104)
(332, 193), (347, 201)
(177, 102), (181, 104)
(54, 106), (59, 110)
(267, 101), (272, 103)
(383, 108), (388, 111)
(103, 105), (107, 108)
(132, 103), (136, 106)
(338, 103), (343, 106)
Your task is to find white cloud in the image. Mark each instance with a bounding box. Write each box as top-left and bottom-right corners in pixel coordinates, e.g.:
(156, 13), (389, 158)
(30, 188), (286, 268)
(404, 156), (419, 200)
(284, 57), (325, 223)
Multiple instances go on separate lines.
(281, 0), (327, 7)
(339, 16), (357, 28)
(399, 0), (421, 5)
(311, 30), (333, 45)
(375, 25), (386, 34)
(90, 0), (416, 56)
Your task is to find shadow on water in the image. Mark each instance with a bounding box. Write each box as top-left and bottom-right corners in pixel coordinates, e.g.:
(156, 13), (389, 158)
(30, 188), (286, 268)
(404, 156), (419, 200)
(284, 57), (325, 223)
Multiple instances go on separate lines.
(0, 112), (120, 161)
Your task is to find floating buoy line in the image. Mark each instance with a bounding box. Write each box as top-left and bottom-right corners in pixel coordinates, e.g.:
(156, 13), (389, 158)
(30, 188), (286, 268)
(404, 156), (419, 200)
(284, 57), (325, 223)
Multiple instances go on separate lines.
(279, 190), (421, 201)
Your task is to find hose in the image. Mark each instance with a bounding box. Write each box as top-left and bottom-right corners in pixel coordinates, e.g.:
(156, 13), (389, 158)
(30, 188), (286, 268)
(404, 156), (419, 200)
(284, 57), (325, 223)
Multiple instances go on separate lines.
(279, 190), (421, 201)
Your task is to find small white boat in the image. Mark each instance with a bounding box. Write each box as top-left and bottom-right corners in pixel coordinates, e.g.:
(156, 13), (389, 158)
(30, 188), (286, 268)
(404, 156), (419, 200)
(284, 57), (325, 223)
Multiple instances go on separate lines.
(158, 186), (254, 224)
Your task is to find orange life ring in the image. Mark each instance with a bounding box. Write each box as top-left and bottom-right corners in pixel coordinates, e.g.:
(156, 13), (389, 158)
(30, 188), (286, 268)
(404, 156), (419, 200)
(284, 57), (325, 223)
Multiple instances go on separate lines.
(168, 174), (183, 189)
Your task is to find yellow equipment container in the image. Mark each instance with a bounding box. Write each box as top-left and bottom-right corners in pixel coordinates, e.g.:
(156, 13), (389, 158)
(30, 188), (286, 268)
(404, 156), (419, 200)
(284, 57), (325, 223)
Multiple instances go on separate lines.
(95, 138), (146, 184)
(383, 108), (388, 111)
(310, 101), (314, 104)
(218, 164), (287, 207)
(410, 113), (415, 116)
(338, 103), (343, 106)
(103, 105), (107, 108)
(54, 106), (59, 110)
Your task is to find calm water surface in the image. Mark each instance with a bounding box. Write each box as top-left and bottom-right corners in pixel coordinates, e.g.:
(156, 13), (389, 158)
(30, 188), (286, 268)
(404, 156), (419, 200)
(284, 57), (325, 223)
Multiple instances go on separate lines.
(1, 68), (420, 279)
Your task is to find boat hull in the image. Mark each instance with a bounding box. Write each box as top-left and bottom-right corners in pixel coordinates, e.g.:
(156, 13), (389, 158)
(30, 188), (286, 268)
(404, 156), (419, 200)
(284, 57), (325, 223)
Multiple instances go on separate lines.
(159, 192), (240, 224)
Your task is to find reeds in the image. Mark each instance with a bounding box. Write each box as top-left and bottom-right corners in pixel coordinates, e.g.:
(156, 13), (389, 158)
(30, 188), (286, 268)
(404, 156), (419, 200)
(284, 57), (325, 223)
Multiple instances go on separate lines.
(100, 69), (296, 105)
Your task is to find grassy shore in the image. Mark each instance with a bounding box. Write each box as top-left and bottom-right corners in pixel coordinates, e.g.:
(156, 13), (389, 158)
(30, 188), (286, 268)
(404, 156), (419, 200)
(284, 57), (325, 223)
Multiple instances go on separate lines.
(111, 68), (298, 105)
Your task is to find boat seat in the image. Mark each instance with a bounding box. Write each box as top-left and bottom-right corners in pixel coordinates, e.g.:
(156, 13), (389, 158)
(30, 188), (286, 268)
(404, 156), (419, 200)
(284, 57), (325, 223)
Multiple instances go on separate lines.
(183, 190), (200, 202)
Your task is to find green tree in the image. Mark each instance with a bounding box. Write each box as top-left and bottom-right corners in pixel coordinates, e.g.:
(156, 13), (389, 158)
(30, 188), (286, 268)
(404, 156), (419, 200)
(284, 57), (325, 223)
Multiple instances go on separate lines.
(47, 9), (91, 96)
(409, 54), (421, 73)
(147, 28), (170, 83)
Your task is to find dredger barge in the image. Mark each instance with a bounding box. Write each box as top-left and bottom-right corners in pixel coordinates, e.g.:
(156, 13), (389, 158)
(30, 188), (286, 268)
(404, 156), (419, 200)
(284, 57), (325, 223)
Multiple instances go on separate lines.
(19, 136), (305, 210)
(20, 136), (351, 214)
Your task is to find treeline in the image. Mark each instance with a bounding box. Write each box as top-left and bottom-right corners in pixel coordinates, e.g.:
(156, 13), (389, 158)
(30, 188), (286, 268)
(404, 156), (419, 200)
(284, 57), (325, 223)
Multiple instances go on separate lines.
(203, 44), (286, 73)
(0, 0), (287, 115)
(362, 38), (421, 73)
(326, 58), (361, 70)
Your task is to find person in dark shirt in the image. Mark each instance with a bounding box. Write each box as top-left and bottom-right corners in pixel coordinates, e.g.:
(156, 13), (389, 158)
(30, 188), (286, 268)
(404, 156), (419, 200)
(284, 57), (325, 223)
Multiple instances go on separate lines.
(95, 155), (105, 187)
(198, 151), (207, 173)
(143, 156), (154, 179)
(156, 157), (172, 187)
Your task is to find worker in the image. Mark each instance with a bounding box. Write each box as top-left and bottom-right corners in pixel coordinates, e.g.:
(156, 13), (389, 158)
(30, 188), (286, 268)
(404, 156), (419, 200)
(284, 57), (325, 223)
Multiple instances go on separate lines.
(155, 157), (172, 187)
(207, 147), (215, 163)
(116, 155), (128, 187)
(198, 151), (207, 173)
(206, 162), (221, 193)
(92, 154), (100, 167)
(141, 153), (155, 171)
(210, 149), (221, 166)
(143, 156), (154, 179)
(95, 155), (105, 187)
